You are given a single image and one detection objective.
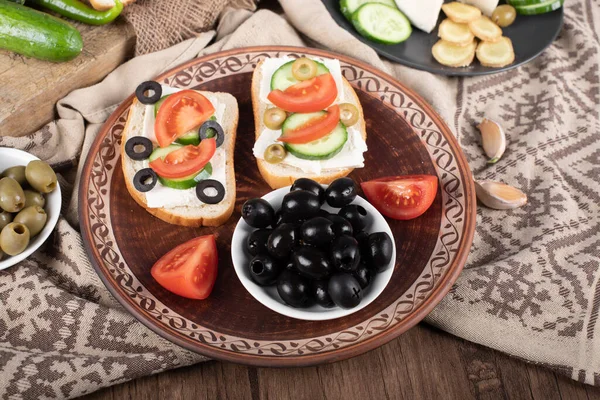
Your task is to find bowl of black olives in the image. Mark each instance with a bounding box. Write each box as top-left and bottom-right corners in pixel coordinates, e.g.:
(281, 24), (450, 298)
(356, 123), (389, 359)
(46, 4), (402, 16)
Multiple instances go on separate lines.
(231, 177), (396, 321)
(0, 148), (61, 270)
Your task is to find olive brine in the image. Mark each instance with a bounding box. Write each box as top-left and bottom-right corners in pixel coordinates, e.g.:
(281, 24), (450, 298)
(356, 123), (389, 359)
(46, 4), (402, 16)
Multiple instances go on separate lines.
(0, 160), (58, 259)
(242, 177), (393, 309)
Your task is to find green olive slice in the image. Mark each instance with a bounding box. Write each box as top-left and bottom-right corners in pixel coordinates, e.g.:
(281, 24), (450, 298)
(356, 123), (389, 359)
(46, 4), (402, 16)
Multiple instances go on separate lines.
(263, 107), (287, 130)
(492, 5), (516, 28)
(291, 58), (318, 81)
(339, 103), (359, 127)
(264, 144), (287, 164)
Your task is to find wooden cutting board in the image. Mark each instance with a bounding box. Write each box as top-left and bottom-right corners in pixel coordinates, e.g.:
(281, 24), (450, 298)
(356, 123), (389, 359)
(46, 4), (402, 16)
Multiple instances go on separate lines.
(0, 18), (136, 138)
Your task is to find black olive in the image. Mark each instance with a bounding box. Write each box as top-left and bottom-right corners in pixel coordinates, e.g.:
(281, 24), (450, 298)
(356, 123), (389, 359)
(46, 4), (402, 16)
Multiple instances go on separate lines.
(249, 254), (282, 286)
(353, 263), (372, 289)
(281, 190), (320, 222)
(242, 198), (275, 228)
(285, 260), (296, 271)
(135, 81), (162, 105)
(199, 120), (225, 148)
(354, 230), (370, 258)
(325, 177), (357, 208)
(300, 217), (334, 247)
(328, 273), (363, 309)
(326, 214), (353, 236)
(125, 137), (153, 161)
(267, 222), (297, 260)
(366, 232), (394, 272)
(277, 270), (313, 308)
(196, 179), (225, 204)
(273, 209), (284, 227)
(292, 246), (333, 280)
(330, 235), (361, 272)
(338, 204), (368, 232)
(246, 229), (272, 256)
(133, 168), (157, 192)
(318, 209), (331, 218)
(313, 280), (334, 308)
(290, 178), (325, 205)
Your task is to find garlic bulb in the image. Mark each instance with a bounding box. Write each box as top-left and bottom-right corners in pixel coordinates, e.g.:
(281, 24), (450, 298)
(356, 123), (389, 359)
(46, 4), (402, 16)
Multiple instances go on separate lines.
(475, 180), (527, 210)
(477, 118), (506, 164)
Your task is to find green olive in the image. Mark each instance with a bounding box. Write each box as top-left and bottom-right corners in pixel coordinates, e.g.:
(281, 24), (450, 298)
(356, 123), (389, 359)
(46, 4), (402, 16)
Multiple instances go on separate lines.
(0, 211), (13, 231)
(339, 103), (360, 127)
(0, 177), (25, 213)
(263, 107), (288, 130)
(264, 144), (287, 164)
(2, 166), (26, 186)
(25, 160), (58, 194)
(24, 190), (46, 208)
(0, 222), (30, 256)
(492, 5), (516, 28)
(14, 206), (47, 237)
(291, 57), (318, 81)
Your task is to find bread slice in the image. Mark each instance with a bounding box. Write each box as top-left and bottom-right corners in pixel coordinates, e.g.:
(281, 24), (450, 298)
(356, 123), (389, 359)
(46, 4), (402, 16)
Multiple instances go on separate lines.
(251, 60), (367, 189)
(121, 91), (238, 227)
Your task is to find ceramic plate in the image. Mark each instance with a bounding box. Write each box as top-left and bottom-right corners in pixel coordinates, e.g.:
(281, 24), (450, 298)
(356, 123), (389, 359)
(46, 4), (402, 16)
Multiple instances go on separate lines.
(322, 0), (564, 76)
(79, 46), (476, 366)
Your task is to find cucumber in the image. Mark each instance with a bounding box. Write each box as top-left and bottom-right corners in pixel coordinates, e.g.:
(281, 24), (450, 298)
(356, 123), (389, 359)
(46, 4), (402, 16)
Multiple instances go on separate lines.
(339, 0), (397, 20)
(282, 112), (348, 160)
(270, 60), (330, 91)
(158, 163), (213, 190)
(154, 95), (169, 117)
(149, 144), (183, 162)
(351, 3), (412, 45)
(174, 116), (217, 145)
(510, 0), (563, 14)
(0, 0), (83, 62)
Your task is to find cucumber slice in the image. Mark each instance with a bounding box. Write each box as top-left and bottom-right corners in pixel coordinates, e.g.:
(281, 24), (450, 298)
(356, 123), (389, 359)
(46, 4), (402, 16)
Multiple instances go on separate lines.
(339, 0), (397, 20)
(157, 163), (213, 190)
(149, 144), (183, 162)
(282, 112), (348, 160)
(351, 3), (412, 45)
(154, 95), (169, 116)
(512, 0), (563, 15)
(507, 0), (553, 5)
(270, 60), (330, 91)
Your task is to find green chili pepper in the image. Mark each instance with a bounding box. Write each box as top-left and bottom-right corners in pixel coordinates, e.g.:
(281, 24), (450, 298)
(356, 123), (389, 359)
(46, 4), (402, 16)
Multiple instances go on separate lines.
(29, 0), (123, 25)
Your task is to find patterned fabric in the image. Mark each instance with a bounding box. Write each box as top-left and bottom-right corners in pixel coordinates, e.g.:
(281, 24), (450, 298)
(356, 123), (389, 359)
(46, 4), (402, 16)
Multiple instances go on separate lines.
(0, 0), (597, 398)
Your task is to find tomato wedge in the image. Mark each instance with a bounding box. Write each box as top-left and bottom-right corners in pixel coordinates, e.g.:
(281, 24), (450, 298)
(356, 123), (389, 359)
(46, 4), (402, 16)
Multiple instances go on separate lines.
(268, 73), (338, 113)
(361, 175), (439, 220)
(279, 105), (340, 144)
(151, 235), (218, 300)
(149, 138), (216, 179)
(155, 90), (215, 148)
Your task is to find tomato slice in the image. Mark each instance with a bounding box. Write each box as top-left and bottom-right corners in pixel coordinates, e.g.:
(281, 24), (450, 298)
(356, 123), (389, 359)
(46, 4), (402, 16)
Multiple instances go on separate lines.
(267, 73), (338, 113)
(151, 235), (218, 300)
(155, 90), (215, 148)
(279, 105), (340, 144)
(361, 175), (439, 220)
(149, 138), (216, 179)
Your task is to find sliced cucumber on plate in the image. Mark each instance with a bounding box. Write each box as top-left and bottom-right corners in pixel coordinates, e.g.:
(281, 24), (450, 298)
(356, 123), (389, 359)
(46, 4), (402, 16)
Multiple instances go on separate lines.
(351, 3), (412, 45)
(282, 112), (348, 160)
(339, 0), (397, 20)
(158, 163), (213, 190)
(270, 60), (329, 91)
(507, 0), (564, 15)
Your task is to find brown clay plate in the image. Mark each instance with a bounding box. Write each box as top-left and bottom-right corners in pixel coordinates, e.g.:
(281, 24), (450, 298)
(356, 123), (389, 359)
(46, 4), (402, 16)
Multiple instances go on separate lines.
(79, 46), (476, 367)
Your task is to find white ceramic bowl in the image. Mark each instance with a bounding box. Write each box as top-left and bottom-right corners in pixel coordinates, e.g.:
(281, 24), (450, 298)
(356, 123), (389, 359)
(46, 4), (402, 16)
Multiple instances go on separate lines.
(0, 148), (61, 271)
(231, 186), (396, 321)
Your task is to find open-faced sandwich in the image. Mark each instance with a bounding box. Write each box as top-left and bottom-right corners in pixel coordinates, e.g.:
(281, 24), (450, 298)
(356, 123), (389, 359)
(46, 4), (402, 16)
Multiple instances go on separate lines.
(121, 81), (238, 227)
(251, 56), (368, 189)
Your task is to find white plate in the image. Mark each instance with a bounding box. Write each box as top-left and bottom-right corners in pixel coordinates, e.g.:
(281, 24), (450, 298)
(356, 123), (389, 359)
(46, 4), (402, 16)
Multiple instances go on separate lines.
(231, 186), (396, 321)
(0, 148), (61, 271)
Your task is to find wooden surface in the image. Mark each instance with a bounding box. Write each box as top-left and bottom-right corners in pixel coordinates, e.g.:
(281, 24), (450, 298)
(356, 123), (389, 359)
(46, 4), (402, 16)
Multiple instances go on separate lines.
(0, 18), (135, 137)
(81, 323), (600, 400)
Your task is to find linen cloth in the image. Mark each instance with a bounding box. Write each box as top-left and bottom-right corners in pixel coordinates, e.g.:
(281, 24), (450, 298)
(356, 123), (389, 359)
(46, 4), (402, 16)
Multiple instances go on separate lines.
(0, 1), (598, 398)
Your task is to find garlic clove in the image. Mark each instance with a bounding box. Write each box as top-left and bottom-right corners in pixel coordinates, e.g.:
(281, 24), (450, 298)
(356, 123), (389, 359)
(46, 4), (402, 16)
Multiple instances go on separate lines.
(477, 118), (506, 164)
(474, 180), (527, 210)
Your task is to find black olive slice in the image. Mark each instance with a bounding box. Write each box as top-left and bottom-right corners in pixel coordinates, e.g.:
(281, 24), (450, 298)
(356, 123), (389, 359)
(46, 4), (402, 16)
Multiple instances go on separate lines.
(125, 136), (153, 161)
(199, 120), (225, 148)
(195, 179), (225, 204)
(135, 81), (162, 105)
(133, 168), (157, 193)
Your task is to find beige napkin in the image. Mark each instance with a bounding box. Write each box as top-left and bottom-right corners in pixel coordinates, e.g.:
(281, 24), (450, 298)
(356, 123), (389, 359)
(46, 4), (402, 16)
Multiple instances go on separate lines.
(0, 1), (598, 398)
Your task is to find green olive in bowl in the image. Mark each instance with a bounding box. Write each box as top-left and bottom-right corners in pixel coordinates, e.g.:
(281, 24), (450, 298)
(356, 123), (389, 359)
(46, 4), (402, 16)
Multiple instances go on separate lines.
(23, 190), (46, 208)
(25, 160), (57, 194)
(2, 166), (26, 186)
(14, 206), (47, 237)
(0, 222), (30, 256)
(0, 211), (13, 231)
(0, 177), (25, 213)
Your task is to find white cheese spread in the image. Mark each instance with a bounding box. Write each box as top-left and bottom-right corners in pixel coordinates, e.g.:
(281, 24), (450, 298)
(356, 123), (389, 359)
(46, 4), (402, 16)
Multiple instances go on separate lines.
(394, 0), (444, 33)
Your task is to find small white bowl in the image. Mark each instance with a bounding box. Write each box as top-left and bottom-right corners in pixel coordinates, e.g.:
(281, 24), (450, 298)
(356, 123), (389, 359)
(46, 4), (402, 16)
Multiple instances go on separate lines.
(231, 186), (396, 321)
(0, 148), (61, 271)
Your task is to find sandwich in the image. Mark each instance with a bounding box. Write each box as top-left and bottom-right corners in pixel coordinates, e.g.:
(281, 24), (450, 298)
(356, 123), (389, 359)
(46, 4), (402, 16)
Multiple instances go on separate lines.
(121, 81), (238, 227)
(251, 56), (368, 189)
